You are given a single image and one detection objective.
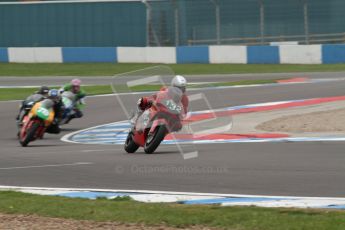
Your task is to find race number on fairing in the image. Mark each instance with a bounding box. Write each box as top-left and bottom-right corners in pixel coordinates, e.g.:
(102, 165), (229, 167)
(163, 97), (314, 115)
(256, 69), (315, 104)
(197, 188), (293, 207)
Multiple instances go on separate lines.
(37, 107), (49, 118)
(163, 99), (182, 113)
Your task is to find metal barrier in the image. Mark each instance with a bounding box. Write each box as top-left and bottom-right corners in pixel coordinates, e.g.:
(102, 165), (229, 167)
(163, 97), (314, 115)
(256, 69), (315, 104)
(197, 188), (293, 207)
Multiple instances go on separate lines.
(188, 33), (345, 46)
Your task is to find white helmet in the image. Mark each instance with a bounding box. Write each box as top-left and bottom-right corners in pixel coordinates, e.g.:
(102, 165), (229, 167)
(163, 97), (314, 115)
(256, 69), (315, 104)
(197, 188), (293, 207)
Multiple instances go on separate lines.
(171, 75), (187, 92)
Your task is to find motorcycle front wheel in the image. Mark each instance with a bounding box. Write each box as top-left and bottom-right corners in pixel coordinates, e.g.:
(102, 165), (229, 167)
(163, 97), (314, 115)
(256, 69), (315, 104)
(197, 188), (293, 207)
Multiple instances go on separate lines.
(144, 125), (167, 154)
(19, 122), (40, 147)
(124, 132), (139, 153)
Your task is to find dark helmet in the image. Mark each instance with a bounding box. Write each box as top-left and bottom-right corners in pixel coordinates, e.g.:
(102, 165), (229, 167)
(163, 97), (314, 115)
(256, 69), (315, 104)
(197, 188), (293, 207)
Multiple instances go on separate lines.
(38, 86), (50, 95)
(47, 89), (60, 102)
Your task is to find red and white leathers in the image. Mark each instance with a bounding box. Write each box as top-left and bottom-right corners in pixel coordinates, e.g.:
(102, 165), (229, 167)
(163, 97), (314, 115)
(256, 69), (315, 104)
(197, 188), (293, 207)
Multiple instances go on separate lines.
(138, 86), (189, 116)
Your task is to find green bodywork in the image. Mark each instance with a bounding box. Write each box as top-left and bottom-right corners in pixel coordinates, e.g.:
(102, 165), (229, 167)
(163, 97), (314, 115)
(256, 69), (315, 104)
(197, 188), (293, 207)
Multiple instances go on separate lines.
(36, 107), (50, 120)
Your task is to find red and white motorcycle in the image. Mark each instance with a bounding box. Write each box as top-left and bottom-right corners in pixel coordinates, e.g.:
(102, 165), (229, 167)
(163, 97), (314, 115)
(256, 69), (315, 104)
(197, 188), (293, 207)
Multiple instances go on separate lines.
(124, 88), (184, 154)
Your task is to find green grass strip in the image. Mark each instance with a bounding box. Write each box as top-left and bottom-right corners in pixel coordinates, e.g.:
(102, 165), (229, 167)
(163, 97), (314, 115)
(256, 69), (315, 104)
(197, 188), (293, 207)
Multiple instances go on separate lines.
(0, 191), (344, 230)
(0, 63), (345, 76)
(0, 88), (40, 101)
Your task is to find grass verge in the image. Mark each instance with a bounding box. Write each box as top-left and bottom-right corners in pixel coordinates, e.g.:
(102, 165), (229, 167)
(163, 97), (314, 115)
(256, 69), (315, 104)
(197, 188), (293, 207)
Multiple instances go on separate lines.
(0, 79), (280, 101)
(0, 191), (344, 230)
(0, 63), (345, 76)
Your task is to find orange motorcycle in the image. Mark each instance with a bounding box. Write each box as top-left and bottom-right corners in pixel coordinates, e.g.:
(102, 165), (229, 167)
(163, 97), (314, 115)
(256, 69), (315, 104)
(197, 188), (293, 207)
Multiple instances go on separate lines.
(18, 99), (55, 147)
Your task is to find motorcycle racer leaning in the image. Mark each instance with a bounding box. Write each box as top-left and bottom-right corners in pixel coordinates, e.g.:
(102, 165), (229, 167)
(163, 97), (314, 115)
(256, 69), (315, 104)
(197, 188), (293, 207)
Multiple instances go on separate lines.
(59, 78), (86, 124)
(131, 75), (189, 128)
(16, 86), (50, 126)
(17, 88), (62, 136)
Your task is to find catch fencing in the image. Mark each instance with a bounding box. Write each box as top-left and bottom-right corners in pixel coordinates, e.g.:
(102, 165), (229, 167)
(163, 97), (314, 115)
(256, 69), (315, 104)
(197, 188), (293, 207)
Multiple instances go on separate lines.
(0, 0), (344, 47)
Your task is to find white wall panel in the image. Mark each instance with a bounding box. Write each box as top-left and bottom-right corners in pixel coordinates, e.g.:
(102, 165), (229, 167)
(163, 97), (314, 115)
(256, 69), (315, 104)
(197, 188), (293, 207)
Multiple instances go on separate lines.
(117, 47), (176, 63)
(279, 45), (322, 64)
(209, 46), (247, 64)
(8, 47), (62, 63)
(117, 47), (146, 63)
(34, 47), (62, 63)
(145, 47), (176, 64)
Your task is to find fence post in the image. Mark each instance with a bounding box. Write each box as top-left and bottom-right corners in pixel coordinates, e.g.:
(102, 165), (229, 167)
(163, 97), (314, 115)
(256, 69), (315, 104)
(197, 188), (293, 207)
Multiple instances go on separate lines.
(172, 0), (179, 46)
(210, 0), (221, 45)
(143, 0), (160, 46)
(259, 0), (265, 45)
(303, 0), (310, 44)
(143, 0), (151, 46)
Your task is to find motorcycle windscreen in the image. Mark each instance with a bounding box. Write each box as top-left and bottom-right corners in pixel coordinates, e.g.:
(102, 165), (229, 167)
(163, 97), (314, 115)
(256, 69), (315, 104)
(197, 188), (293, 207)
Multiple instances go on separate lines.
(111, 66), (198, 159)
(40, 99), (54, 109)
(156, 87), (185, 115)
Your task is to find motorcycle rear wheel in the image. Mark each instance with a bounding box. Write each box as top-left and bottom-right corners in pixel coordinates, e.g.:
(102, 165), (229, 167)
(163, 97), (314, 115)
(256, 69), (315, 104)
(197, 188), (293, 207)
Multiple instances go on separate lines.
(19, 122), (40, 147)
(124, 132), (139, 153)
(144, 125), (167, 154)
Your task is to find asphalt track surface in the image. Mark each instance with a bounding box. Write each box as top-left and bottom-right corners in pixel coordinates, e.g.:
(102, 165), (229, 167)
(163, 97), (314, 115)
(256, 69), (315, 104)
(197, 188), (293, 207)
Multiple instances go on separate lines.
(1, 72), (345, 197)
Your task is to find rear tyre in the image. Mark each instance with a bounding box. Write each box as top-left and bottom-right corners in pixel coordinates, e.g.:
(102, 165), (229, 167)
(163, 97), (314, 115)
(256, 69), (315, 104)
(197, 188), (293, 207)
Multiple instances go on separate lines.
(144, 125), (167, 154)
(124, 132), (139, 153)
(20, 122), (40, 147)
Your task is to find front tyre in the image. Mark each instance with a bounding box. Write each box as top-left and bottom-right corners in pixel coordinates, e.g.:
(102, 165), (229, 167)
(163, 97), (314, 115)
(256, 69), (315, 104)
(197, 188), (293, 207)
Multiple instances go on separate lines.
(124, 132), (139, 153)
(19, 122), (40, 147)
(144, 125), (167, 154)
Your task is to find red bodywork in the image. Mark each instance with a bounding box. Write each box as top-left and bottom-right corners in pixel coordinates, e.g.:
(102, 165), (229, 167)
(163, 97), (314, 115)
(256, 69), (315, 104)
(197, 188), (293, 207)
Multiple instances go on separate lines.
(19, 116), (46, 143)
(132, 91), (183, 147)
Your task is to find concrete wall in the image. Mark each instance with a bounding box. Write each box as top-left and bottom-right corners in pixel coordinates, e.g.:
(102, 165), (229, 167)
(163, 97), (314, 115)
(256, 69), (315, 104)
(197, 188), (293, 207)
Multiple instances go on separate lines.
(1, 44), (345, 64)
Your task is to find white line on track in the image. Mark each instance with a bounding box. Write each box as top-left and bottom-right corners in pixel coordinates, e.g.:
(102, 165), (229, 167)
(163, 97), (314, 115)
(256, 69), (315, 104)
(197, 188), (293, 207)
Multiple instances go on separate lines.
(0, 162), (93, 170)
